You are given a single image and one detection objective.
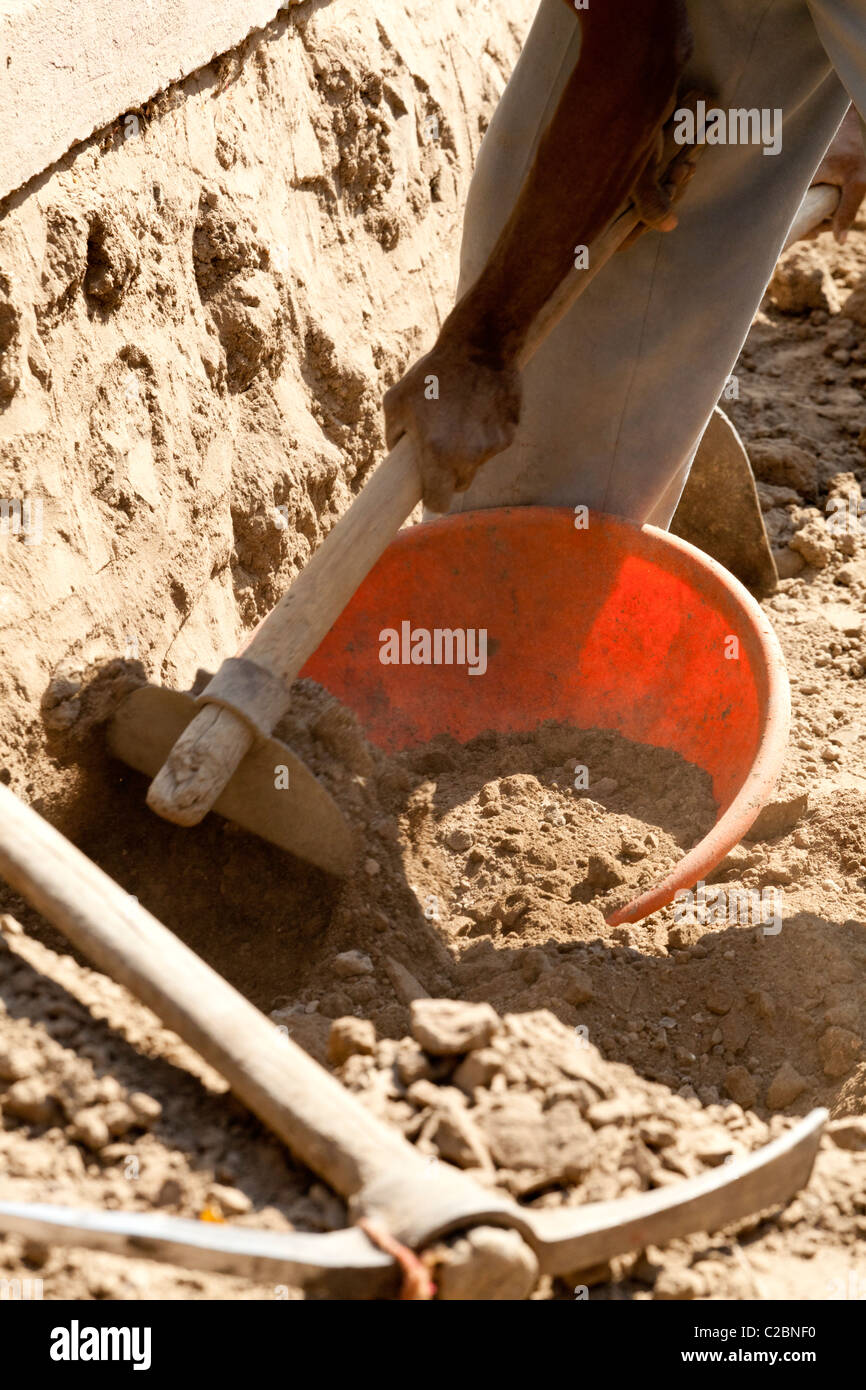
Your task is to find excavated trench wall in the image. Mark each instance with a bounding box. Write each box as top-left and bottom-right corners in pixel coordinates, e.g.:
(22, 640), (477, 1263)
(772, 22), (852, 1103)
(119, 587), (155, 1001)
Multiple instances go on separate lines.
(0, 0), (534, 780)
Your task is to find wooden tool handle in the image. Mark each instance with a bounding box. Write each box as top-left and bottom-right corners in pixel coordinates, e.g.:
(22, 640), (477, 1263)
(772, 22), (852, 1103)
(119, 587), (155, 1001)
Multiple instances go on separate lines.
(147, 204), (641, 826)
(0, 784), (402, 1195)
(0, 782), (513, 1238)
(0, 784), (552, 1261)
(783, 183), (840, 252)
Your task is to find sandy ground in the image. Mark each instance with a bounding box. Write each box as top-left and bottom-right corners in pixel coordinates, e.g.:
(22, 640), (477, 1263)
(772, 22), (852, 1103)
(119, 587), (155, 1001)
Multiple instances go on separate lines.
(2, 2), (866, 1301)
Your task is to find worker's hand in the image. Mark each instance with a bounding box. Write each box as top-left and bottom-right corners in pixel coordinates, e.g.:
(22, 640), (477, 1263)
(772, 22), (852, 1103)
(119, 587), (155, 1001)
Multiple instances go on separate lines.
(804, 105), (866, 244)
(384, 337), (521, 514)
(620, 88), (707, 249)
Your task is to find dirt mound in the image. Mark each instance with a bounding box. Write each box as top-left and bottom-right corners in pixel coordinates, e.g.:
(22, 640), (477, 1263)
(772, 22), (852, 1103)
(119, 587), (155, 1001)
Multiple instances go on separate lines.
(335, 1001), (776, 1203)
(18, 660), (715, 1025)
(3, 914), (864, 1302)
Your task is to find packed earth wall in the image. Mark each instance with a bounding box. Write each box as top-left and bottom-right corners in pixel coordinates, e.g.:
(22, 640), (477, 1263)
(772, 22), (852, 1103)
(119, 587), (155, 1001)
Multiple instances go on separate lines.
(0, 0), (534, 777)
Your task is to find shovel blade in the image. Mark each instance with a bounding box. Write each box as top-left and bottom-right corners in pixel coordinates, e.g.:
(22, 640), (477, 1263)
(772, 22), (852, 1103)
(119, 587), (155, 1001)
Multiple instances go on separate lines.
(109, 686), (357, 877)
(671, 407), (778, 598)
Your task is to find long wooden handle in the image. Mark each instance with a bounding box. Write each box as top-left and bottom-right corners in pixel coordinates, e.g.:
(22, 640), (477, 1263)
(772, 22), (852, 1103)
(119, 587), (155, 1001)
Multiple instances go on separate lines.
(783, 183), (840, 252)
(0, 783), (546, 1262)
(146, 204), (641, 826)
(0, 784), (485, 1221)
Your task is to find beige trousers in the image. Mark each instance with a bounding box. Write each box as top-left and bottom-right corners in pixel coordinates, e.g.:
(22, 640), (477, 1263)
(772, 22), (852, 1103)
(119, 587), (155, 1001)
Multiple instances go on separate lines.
(446, 0), (863, 526)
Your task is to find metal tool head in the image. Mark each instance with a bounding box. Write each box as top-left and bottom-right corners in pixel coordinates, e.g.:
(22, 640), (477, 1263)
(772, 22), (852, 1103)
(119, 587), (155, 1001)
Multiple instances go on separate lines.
(0, 1109), (827, 1296)
(109, 685), (357, 877)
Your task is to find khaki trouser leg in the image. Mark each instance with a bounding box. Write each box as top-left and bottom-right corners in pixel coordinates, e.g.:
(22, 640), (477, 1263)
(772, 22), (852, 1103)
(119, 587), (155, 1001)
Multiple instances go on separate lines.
(444, 0), (860, 527)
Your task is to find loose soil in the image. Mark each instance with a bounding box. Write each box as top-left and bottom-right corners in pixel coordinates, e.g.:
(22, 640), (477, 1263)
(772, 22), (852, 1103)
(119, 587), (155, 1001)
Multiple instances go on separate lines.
(31, 671), (720, 1044)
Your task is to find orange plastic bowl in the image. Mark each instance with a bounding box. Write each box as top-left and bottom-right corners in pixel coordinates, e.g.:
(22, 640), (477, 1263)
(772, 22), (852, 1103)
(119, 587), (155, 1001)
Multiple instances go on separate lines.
(301, 508), (789, 925)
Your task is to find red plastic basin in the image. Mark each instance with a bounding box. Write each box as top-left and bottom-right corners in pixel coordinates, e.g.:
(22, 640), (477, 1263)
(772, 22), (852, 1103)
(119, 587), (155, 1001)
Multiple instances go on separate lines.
(301, 508), (790, 925)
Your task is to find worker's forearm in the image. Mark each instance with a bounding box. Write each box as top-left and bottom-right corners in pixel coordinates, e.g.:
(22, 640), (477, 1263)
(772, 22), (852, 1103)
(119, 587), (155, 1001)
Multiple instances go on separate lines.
(442, 0), (692, 365)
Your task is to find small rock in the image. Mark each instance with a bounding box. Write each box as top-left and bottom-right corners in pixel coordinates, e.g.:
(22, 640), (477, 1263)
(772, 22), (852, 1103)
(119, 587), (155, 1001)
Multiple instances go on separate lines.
(327, 1016), (376, 1066)
(559, 966), (594, 1006)
(333, 950), (374, 979)
(586, 852), (625, 890)
(789, 519), (834, 569)
(395, 1040), (444, 1086)
(363, 858), (380, 876)
(775, 547), (805, 580)
(475, 1092), (549, 1169)
(445, 827), (473, 852)
(410, 999), (498, 1056)
(668, 921), (703, 950)
(586, 1097), (634, 1127)
(653, 1265), (706, 1300)
(766, 1061), (807, 1110)
(705, 985), (734, 1016)
(750, 439), (817, 498)
(768, 243), (840, 314)
(21, 1239), (50, 1268)
(837, 559), (866, 588)
(279, 1011), (331, 1065)
(818, 1026), (861, 1078)
(724, 1066), (758, 1108)
(691, 1131), (734, 1167)
(406, 1078), (453, 1109)
(634, 1121), (675, 1154)
(841, 282), (866, 327)
(103, 1100), (137, 1137)
(619, 834), (648, 861)
(747, 788), (809, 840)
(385, 956), (429, 1005)
(128, 1092), (162, 1126)
(5, 1078), (55, 1125)
(208, 1183), (253, 1216)
(519, 947), (552, 984)
(453, 1047), (504, 1094)
(429, 1106), (492, 1170)
(0, 1045), (38, 1082)
(68, 1108), (111, 1151)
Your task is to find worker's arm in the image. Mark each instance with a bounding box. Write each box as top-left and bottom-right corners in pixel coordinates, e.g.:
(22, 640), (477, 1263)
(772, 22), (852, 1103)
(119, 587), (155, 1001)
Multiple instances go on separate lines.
(384, 0), (693, 513)
(802, 104), (866, 244)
